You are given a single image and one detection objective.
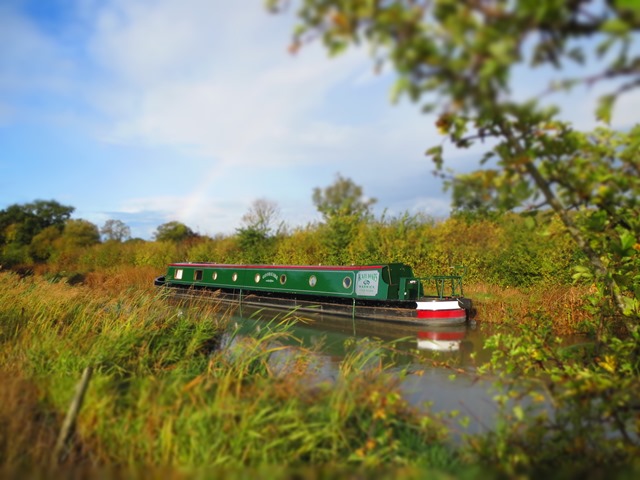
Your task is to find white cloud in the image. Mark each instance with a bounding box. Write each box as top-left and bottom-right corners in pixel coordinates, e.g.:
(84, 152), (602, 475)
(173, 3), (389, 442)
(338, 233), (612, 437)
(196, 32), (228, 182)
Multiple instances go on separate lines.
(10, 0), (638, 241)
(91, 0), (221, 86)
(86, 0), (375, 171)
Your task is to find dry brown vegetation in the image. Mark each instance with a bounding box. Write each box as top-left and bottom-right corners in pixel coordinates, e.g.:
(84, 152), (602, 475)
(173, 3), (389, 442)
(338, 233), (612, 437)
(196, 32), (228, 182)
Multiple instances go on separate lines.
(467, 283), (592, 335)
(0, 370), (95, 478)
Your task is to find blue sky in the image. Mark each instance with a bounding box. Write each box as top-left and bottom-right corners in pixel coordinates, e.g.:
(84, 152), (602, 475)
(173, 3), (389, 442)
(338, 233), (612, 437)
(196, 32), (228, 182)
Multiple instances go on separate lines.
(1, 0), (637, 239)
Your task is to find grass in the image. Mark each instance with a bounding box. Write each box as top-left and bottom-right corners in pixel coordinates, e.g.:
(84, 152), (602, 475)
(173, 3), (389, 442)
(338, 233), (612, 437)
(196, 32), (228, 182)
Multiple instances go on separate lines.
(0, 371), (63, 475)
(2, 268), (632, 478)
(466, 282), (592, 335)
(0, 271), (463, 477)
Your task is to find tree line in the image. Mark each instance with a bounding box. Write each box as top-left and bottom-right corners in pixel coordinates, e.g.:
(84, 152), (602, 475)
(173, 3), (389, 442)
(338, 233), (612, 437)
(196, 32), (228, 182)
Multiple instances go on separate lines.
(0, 174), (581, 289)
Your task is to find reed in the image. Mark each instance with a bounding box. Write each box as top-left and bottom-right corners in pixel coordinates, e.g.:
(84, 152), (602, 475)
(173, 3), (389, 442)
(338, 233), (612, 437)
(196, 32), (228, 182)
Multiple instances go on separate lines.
(0, 371), (64, 476)
(466, 282), (591, 335)
(0, 272), (460, 476)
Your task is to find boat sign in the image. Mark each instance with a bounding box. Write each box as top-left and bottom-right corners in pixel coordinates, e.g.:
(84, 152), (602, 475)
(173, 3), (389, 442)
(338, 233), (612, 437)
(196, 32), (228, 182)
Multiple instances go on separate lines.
(263, 272), (278, 283)
(356, 271), (379, 296)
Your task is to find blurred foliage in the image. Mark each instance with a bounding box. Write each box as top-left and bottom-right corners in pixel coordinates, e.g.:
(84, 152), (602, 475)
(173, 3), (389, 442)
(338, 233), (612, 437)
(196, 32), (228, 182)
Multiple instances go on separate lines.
(261, 3), (640, 475)
(470, 315), (640, 478)
(265, 0), (640, 331)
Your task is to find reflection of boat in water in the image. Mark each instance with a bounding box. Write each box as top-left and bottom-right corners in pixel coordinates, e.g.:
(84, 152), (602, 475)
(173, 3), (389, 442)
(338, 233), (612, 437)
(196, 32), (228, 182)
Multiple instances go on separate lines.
(166, 290), (480, 364)
(156, 262), (472, 326)
(417, 325), (468, 352)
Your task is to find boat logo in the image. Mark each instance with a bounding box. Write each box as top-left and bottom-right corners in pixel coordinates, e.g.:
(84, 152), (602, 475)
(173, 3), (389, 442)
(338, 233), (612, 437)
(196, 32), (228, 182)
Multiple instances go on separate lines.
(263, 272), (278, 283)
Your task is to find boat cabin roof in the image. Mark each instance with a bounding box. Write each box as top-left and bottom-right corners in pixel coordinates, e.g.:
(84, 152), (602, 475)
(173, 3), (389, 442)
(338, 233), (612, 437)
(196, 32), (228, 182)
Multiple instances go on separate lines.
(169, 263), (386, 271)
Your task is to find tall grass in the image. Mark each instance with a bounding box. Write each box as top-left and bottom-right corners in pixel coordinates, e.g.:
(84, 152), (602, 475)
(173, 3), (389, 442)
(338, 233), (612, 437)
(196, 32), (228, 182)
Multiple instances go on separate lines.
(467, 282), (592, 335)
(0, 371), (62, 476)
(0, 272), (461, 477)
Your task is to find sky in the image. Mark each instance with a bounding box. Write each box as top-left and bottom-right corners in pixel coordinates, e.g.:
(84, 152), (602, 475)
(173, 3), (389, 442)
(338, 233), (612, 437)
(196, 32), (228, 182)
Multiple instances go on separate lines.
(1, 0), (638, 240)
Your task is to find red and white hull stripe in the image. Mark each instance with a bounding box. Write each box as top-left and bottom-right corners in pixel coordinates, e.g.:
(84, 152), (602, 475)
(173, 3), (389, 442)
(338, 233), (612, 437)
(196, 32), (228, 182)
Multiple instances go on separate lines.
(415, 299), (467, 322)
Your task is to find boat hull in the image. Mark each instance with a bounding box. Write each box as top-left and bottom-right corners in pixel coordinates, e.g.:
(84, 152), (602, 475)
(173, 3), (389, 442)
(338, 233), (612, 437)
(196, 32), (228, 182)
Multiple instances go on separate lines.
(415, 299), (468, 323)
(156, 276), (469, 326)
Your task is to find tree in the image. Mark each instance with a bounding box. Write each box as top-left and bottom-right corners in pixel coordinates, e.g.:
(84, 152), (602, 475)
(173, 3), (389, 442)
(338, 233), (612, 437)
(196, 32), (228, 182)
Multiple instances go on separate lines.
(153, 221), (197, 243)
(0, 200), (74, 247)
(30, 226), (62, 262)
(236, 199), (284, 263)
(0, 200), (74, 266)
(313, 173), (376, 222)
(60, 219), (101, 249)
(240, 198), (284, 238)
(100, 219), (131, 242)
(268, 0), (640, 329)
(312, 174), (376, 263)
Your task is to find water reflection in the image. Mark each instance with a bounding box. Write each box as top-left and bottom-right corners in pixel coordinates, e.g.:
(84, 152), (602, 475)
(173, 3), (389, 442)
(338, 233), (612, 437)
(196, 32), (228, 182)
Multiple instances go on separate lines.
(416, 325), (468, 352)
(167, 295), (553, 436)
(227, 308), (503, 434)
(222, 302), (493, 368)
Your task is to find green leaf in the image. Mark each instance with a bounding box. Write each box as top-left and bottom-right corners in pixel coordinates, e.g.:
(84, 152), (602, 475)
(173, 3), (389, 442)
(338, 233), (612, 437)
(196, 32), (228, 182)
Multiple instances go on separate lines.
(425, 145), (444, 169)
(622, 296), (638, 316)
(617, 0), (640, 10)
(513, 405), (524, 421)
(390, 77), (410, 103)
(601, 18), (630, 35)
(596, 95), (616, 124)
(572, 265), (593, 282)
(620, 231), (636, 252)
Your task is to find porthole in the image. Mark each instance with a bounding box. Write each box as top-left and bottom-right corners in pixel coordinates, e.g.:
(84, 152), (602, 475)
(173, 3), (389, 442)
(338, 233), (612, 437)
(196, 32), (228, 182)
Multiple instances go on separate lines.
(343, 276), (352, 289)
(280, 274), (287, 285)
(255, 273), (261, 283)
(309, 275), (317, 287)
(212, 271), (218, 280)
(232, 272), (238, 282)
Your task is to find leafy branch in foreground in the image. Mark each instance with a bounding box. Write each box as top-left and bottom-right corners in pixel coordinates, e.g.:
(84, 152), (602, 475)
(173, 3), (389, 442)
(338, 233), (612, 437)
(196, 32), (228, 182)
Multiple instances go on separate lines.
(267, 0), (640, 329)
(471, 315), (640, 477)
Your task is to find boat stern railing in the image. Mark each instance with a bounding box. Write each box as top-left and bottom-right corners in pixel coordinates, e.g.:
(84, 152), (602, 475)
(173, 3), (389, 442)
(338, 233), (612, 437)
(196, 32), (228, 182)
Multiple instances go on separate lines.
(399, 266), (466, 300)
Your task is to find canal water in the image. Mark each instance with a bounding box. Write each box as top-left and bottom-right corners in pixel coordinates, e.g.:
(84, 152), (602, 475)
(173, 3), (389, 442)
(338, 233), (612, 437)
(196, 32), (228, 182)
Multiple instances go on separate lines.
(223, 304), (513, 435)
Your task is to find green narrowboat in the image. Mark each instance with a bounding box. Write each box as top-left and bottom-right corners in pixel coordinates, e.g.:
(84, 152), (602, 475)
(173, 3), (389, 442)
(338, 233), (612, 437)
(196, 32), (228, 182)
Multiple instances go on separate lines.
(155, 262), (471, 326)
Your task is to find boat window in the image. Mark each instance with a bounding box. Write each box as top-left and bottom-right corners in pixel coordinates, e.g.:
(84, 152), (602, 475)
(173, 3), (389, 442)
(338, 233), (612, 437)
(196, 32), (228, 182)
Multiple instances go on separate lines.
(195, 270), (203, 281)
(343, 276), (352, 289)
(232, 273), (238, 282)
(255, 273), (261, 283)
(309, 275), (317, 287)
(212, 271), (218, 280)
(280, 274), (287, 285)
(381, 266), (391, 284)
(175, 269), (183, 280)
